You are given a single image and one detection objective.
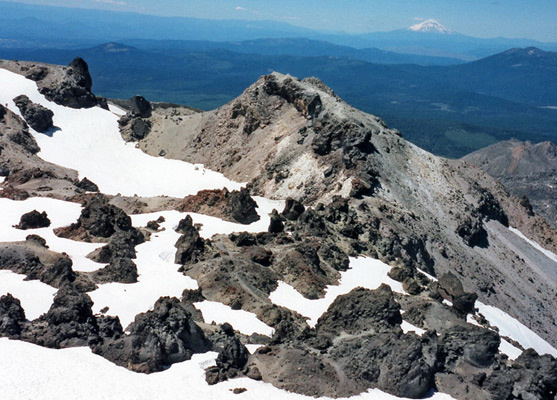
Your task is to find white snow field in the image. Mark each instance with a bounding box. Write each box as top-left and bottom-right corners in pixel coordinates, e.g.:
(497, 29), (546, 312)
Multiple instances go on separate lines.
(0, 68), (242, 197)
(0, 339), (456, 400)
(269, 257), (405, 327)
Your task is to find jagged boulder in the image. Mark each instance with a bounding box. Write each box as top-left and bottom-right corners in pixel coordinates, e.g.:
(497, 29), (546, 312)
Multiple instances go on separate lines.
(129, 96), (152, 118)
(92, 257), (138, 284)
(174, 216), (206, 265)
(12, 95), (54, 133)
(15, 210), (51, 230)
(225, 188), (260, 224)
(281, 198), (305, 221)
(0, 293), (26, 337)
(438, 272), (478, 315)
(38, 255), (76, 288)
(98, 297), (210, 373)
(37, 57), (98, 108)
(23, 283), (101, 348)
(75, 177), (99, 192)
(317, 285), (402, 336)
(206, 331), (250, 384)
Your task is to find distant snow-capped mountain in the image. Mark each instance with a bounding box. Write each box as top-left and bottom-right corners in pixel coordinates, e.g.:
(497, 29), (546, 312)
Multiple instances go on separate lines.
(408, 19), (452, 34)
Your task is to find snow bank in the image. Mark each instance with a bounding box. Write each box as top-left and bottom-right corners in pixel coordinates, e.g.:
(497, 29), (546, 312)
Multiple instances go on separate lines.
(0, 68), (243, 197)
(476, 301), (557, 357)
(194, 301), (275, 337)
(0, 339), (456, 400)
(270, 257), (405, 327)
(0, 271), (56, 320)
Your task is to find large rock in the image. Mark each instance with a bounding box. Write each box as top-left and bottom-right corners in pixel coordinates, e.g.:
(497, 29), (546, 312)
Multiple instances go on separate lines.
(316, 285), (402, 336)
(92, 257), (138, 284)
(15, 210), (51, 230)
(98, 297), (210, 373)
(12, 95), (54, 133)
(37, 58), (98, 109)
(0, 293), (26, 337)
(129, 96), (152, 118)
(174, 215), (206, 265)
(23, 283), (102, 348)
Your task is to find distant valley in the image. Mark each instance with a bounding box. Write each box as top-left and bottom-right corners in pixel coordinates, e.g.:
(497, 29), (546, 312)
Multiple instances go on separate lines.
(1, 41), (556, 158)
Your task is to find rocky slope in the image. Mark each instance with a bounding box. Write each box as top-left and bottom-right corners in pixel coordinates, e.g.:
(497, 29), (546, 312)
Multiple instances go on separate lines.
(1, 59), (557, 400)
(463, 139), (557, 229)
(135, 72), (557, 347)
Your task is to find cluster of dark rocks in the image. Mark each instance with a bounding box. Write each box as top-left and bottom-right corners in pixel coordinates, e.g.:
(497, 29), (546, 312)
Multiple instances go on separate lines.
(177, 187), (260, 224)
(0, 236), (95, 291)
(54, 195), (144, 284)
(34, 58), (102, 109)
(118, 96), (152, 141)
(0, 288), (251, 377)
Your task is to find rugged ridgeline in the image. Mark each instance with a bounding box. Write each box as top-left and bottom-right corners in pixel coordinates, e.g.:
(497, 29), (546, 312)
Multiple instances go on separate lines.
(463, 140), (557, 230)
(133, 72), (557, 343)
(1, 59), (557, 400)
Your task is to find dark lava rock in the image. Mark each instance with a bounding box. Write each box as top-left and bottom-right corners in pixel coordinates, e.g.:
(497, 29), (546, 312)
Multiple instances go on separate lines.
(439, 324), (500, 368)
(75, 177), (99, 192)
(90, 230), (144, 263)
(281, 198), (305, 221)
(80, 196), (132, 238)
(130, 118), (151, 140)
(12, 95), (54, 133)
(316, 285), (402, 336)
(206, 335), (250, 384)
(438, 272), (478, 315)
(92, 257), (138, 284)
(26, 234), (48, 248)
(175, 216), (206, 265)
(129, 96), (152, 118)
(24, 283), (101, 348)
(457, 216), (489, 248)
(69, 57), (92, 91)
(0, 104), (6, 120)
(39, 255), (76, 288)
(225, 188), (260, 224)
(268, 209), (284, 233)
(98, 297), (210, 373)
(38, 58), (97, 108)
(0, 293), (26, 337)
(58, 195), (143, 246)
(15, 210), (51, 230)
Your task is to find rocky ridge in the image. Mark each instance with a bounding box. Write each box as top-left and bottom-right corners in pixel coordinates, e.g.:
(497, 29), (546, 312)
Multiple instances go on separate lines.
(1, 60), (557, 399)
(463, 139), (557, 229)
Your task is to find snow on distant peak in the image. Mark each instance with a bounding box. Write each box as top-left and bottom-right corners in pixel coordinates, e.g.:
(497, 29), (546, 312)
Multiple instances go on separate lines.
(409, 19), (452, 34)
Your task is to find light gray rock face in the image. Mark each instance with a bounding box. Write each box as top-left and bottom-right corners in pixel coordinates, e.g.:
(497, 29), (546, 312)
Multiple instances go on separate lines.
(463, 139), (557, 229)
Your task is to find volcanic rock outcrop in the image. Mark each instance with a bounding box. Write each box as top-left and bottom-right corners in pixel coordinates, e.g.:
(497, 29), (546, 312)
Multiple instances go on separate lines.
(463, 139), (557, 229)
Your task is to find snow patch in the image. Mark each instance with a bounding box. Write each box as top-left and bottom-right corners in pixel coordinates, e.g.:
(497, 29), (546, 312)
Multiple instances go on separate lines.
(0, 270), (57, 320)
(0, 338), (456, 400)
(270, 257), (405, 327)
(194, 301), (275, 337)
(476, 301), (557, 357)
(0, 68), (243, 198)
(400, 320), (426, 336)
(509, 227), (557, 263)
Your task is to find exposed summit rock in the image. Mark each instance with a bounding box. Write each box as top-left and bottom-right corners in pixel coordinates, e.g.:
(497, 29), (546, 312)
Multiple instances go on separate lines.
(12, 94), (54, 133)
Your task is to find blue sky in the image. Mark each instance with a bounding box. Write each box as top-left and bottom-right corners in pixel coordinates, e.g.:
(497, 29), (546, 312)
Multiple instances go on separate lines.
(8, 0), (557, 42)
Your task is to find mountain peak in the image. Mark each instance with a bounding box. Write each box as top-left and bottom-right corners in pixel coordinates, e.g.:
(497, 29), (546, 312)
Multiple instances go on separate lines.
(408, 19), (452, 34)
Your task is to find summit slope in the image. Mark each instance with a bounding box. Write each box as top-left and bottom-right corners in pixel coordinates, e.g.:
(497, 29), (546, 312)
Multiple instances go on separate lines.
(1, 59), (556, 399)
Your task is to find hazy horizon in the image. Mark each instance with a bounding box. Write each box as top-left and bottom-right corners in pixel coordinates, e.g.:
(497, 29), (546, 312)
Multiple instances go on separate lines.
(3, 0), (557, 42)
